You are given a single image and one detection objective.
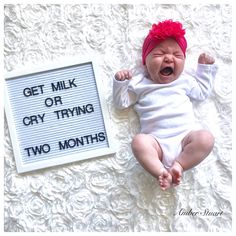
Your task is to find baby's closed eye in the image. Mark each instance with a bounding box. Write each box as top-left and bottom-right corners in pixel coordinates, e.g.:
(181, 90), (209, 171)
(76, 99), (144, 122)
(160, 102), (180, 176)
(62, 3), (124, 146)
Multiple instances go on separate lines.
(153, 53), (164, 57)
(174, 53), (184, 59)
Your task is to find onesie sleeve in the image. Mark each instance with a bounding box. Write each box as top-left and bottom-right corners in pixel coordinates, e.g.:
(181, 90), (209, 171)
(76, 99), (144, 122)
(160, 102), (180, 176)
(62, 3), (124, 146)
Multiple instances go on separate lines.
(187, 63), (218, 101)
(113, 78), (138, 109)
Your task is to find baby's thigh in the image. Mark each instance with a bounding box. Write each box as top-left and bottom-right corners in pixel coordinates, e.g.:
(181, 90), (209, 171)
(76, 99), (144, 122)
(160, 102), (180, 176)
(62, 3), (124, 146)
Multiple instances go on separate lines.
(131, 134), (163, 157)
(181, 130), (214, 149)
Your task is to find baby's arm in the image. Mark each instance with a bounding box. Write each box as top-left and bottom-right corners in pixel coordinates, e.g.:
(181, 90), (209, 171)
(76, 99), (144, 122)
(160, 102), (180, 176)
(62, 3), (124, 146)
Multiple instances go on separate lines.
(188, 53), (217, 101)
(113, 70), (137, 109)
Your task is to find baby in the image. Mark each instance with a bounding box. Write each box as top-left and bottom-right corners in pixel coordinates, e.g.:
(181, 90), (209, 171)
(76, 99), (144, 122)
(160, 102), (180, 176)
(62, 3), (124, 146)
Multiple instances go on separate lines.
(113, 20), (217, 190)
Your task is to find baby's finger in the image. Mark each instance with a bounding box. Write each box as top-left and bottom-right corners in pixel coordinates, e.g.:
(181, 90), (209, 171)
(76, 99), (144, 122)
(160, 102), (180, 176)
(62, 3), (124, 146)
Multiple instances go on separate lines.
(120, 71), (127, 80)
(207, 55), (215, 64)
(127, 70), (132, 79)
(114, 72), (122, 81)
(124, 70), (132, 80)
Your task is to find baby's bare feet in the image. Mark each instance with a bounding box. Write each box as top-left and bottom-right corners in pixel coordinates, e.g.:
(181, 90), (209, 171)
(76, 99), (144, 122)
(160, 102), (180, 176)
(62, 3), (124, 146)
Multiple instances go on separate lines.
(158, 169), (172, 190)
(169, 161), (183, 186)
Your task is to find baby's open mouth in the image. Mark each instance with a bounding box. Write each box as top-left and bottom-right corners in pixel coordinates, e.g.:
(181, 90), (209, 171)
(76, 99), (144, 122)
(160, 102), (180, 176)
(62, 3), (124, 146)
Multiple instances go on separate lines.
(160, 67), (173, 76)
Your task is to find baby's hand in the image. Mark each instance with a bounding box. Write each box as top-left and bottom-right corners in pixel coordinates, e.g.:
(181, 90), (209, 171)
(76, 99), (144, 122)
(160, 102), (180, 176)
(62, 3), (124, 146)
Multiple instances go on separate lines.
(198, 53), (215, 65)
(115, 70), (132, 81)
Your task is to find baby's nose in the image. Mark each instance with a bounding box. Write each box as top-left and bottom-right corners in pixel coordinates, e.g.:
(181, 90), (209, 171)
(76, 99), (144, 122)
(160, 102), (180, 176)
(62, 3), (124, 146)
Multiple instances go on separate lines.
(164, 54), (174, 63)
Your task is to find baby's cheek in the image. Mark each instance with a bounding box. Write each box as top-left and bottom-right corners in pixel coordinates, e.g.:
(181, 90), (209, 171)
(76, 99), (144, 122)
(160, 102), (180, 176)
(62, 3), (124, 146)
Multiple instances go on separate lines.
(147, 62), (160, 74)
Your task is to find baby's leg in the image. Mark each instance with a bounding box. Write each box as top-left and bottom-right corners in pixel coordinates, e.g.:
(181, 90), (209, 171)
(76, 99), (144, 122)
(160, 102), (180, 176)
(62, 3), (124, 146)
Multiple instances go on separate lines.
(131, 134), (172, 190)
(171, 130), (214, 184)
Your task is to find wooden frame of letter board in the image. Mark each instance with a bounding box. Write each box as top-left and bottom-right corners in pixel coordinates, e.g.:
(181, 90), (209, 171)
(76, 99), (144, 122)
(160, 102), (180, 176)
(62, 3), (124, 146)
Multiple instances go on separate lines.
(4, 57), (115, 173)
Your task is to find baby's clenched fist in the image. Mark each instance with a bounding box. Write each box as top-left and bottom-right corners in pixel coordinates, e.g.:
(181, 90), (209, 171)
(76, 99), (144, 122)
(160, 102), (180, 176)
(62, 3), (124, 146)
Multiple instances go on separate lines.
(198, 53), (215, 65)
(115, 70), (132, 81)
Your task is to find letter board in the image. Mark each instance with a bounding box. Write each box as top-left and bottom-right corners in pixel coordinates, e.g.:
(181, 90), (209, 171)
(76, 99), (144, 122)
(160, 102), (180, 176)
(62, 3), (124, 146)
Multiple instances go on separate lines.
(5, 57), (115, 173)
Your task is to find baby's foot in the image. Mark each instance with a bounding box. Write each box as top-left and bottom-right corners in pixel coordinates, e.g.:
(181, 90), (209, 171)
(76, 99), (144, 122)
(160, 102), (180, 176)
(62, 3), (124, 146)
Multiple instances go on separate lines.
(169, 161), (183, 186)
(158, 169), (172, 190)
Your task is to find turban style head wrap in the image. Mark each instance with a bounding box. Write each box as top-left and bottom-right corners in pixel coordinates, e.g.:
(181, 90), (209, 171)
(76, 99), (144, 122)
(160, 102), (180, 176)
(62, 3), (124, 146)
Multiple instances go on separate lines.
(142, 19), (187, 65)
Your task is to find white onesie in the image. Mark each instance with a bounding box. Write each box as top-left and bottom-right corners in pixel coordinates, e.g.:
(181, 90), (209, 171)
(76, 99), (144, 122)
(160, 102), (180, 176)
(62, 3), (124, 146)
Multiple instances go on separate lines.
(113, 64), (217, 168)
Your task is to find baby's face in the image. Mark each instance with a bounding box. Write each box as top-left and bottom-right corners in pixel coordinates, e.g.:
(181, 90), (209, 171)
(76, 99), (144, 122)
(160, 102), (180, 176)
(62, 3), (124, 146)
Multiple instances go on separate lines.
(145, 38), (185, 84)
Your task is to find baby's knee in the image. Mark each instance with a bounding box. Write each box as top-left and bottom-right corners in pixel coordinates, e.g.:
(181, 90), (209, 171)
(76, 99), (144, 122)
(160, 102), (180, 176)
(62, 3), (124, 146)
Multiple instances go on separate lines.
(131, 134), (147, 151)
(197, 130), (215, 151)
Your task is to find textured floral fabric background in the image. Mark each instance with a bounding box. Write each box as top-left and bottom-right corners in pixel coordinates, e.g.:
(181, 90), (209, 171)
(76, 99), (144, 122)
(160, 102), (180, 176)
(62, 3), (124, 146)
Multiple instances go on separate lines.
(4, 4), (232, 232)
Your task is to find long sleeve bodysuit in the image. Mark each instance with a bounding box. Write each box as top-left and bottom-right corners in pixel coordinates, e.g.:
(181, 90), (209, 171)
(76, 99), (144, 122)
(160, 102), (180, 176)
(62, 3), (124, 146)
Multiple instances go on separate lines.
(113, 64), (217, 168)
